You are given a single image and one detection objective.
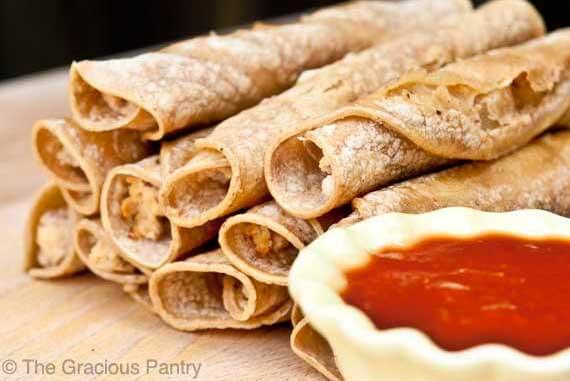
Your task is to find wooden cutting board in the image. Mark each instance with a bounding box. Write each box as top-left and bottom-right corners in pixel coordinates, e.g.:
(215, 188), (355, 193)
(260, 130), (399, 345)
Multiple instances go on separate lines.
(0, 69), (325, 380)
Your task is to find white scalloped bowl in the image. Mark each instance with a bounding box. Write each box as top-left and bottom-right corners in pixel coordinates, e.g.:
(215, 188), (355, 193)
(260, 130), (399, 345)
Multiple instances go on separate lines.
(289, 207), (570, 381)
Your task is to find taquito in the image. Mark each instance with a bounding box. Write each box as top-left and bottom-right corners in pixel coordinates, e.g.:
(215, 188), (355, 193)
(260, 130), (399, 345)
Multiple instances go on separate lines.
(149, 249), (292, 331)
(123, 284), (155, 314)
(161, 0), (544, 228)
(219, 201), (348, 285)
(269, 28), (570, 218)
(70, 0), (470, 141)
(101, 155), (221, 271)
(32, 118), (152, 215)
(292, 130), (570, 380)
(24, 183), (85, 279)
(74, 218), (147, 284)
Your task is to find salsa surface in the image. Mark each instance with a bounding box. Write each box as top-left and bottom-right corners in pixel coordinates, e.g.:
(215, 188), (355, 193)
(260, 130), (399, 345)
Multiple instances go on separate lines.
(341, 233), (570, 356)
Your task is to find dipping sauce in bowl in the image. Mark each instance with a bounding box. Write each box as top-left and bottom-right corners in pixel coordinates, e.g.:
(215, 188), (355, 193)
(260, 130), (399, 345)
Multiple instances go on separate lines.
(341, 233), (570, 356)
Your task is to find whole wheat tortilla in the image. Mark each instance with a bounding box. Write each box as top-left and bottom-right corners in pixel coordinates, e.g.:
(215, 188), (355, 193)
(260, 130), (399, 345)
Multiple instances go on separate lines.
(268, 1), (557, 219)
(24, 183), (85, 279)
(32, 118), (151, 215)
(292, 130), (570, 380)
(219, 201), (348, 285)
(74, 218), (148, 284)
(160, 127), (214, 178)
(161, 0), (543, 228)
(149, 249), (292, 331)
(101, 156), (221, 271)
(70, 0), (469, 141)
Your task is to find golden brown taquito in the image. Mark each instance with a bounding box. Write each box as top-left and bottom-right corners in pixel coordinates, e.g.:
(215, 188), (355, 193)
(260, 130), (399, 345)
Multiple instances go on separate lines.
(74, 218), (147, 284)
(342, 130), (570, 226)
(101, 156), (221, 271)
(149, 249), (292, 331)
(123, 284), (155, 314)
(70, 0), (470, 141)
(268, 1), (559, 219)
(291, 130), (570, 381)
(219, 201), (348, 285)
(32, 118), (152, 216)
(24, 183), (85, 279)
(161, 0), (543, 228)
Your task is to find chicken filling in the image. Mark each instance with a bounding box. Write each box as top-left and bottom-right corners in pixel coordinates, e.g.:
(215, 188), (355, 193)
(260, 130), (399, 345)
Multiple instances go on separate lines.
(244, 224), (292, 256)
(120, 176), (169, 240)
(36, 209), (72, 268)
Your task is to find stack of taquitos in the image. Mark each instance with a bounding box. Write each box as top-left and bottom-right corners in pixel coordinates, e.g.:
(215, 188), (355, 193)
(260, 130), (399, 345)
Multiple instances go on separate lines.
(292, 130), (570, 380)
(268, 28), (570, 218)
(100, 129), (221, 271)
(70, 0), (469, 140)
(160, 0), (543, 229)
(24, 0), (475, 334)
(221, 27), (570, 292)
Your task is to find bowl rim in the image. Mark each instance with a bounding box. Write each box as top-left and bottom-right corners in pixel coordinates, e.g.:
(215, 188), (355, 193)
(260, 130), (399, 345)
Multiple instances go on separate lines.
(289, 207), (570, 374)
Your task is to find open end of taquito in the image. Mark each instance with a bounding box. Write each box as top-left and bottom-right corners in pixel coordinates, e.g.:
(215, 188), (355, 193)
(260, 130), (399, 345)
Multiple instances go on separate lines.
(32, 118), (151, 215)
(24, 183), (85, 279)
(69, 61), (156, 134)
(101, 156), (220, 271)
(219, 202), (348, 285)
(160, 149), (234, 228)
(74, 218), (147, 284)
(291, 318), (342, 381)
(267, 125), (347, 219)
(267, 115), (450, 219)
(149, 249), (292, 331)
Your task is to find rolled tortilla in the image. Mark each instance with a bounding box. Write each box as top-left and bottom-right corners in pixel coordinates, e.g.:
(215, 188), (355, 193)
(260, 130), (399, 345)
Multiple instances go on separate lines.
(161, 0), (544, 228)
(219, 201), (348, 285)
(101, 156), (221, 271)
(74, 218), (148, 284)
(70, 0), (470, 141)
(149, 249), (292, 331)
(32, 118), (152, 215)
(24, 183), (85, 279)
(269, 1), (559, 219)
(292, 130), (570, 380)
(160, 127), (213, 179)
(123, 284), (155, 314)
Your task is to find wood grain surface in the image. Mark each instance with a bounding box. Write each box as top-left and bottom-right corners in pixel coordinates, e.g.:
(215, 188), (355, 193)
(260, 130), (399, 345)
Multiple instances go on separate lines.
(0, 69), (324, 380)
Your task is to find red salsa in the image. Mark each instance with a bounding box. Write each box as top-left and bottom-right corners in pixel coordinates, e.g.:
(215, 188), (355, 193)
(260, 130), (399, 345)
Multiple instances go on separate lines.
(341, 234), (570, 356)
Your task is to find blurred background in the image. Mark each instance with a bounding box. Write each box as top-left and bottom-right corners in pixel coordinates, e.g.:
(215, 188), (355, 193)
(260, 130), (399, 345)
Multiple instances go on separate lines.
(0, 0), (566, 81)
